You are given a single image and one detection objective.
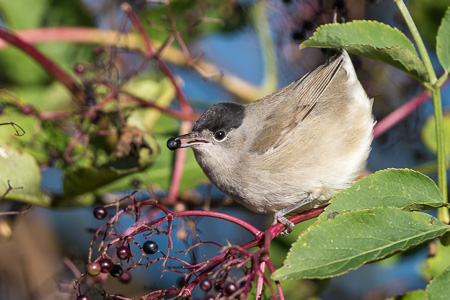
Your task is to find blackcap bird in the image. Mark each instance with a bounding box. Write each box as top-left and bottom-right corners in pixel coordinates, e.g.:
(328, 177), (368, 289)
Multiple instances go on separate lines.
(167, 50), (374, 233)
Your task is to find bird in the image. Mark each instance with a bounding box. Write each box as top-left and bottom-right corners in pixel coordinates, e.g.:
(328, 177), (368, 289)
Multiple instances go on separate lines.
(167, 50), (374, 233)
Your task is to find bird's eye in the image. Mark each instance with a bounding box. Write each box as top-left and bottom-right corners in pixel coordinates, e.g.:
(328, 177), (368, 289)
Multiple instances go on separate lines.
(213, 130), (226, 141)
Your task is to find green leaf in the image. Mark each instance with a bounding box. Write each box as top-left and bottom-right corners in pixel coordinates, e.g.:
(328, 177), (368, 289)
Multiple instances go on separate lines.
(436, 7), (450, 72)
(125, 76), (175, 131)
(427, 265), (450, 300)
(0, 112), (72, 165)
(318, 169), (445, 222)
(0, 142), (51, 207)
(272, 208), (448, 280)
(0, 0), (93, 85)
(421, 113), (450, 156)
(61, 128), (159, 205)
(300, 21), (429, 82)
(388, 290), (428, 300)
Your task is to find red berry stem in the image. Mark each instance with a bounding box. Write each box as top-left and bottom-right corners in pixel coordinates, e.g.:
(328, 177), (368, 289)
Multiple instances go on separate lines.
(0, 28), (86, 105)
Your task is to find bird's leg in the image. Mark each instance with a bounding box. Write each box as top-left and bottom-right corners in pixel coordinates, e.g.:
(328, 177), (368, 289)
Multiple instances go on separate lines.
(272, 194), (316, 236)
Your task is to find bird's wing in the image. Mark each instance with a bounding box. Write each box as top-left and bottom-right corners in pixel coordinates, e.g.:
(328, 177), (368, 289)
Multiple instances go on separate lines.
(250, 51), (345, 154)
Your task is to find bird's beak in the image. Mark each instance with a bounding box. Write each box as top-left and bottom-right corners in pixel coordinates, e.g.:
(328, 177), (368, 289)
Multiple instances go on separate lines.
(176, 132), (209, 148)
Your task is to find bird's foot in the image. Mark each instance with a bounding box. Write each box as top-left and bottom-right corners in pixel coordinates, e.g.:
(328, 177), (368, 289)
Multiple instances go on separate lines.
(272, 214), (294, 236)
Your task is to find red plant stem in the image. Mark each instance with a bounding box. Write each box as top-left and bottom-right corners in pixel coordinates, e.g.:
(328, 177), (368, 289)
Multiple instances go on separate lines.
(373, 78), (449, 138)
(264, 229), (272, 250)
(100, 203), (263, 257)
(0, 27), (85, 105)
(122, 3), (192, 113)
(269, 207), (325, 237)
(109, 201), (322, 247)
(99, 200), (322, 251)
(158, 204), (320, 299)
(256, 230), (274, 299)
(256, 260), (266, 298)
(174, 209), (263, 237)
(63, 129), (85, 161)
(167, 121), (192, 203)
(184, 237), (261, 294)
(0, 27), (119, 49)
(122, 3), (195, 203)
(266, 259), (285, 300)
(90, 198), (323, 299)
(63, 257), (81, 278)
(122, 92), (200, 121)
(40, 111), (73, 120)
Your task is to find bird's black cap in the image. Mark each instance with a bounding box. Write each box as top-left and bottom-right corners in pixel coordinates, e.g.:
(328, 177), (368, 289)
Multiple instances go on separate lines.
(192, 102), (245, 133)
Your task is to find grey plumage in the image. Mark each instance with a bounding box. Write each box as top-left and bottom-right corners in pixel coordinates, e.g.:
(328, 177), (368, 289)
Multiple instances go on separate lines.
(171, 50), (374, 230)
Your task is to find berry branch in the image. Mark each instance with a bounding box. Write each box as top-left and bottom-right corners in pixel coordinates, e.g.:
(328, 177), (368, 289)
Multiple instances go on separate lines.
(0, 122), (26, 136)
(0, 27), (86, 105)
(76, 192), (325, 299)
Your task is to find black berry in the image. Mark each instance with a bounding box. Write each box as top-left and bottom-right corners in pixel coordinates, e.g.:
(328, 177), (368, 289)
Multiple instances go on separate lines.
(86, 262), (101, 276)
(77, 295), (89, 300)
(200, 279), (212, 291)
(91, 110), (104, 124)
(334, 0), (346, 9)
(143, 240), (158, 254)
(291, 30), (305, 41)
(119, 270), (132, 284)
(204, 295), (214, 300)
(99, 258), (113, 273)
(177, 277), (186, 287)
(214, 280), (223, 291)
(117, 245), (131, 260)
(131, 179), (141, 187)
(167, 138), (181, 150)
(93, 206), (107, 219)
(302, 20), (314, 31)
(110, 264), (123, 278)
(225, 282), (238, 295)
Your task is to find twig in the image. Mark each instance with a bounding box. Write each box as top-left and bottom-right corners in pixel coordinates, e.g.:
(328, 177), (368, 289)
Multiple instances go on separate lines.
(122, 2), (196, 204)
(78, 194), (323, 299)
(373, 78), (449, 138)
(0, 122), (26, 136)
(0, 27), (85, 105)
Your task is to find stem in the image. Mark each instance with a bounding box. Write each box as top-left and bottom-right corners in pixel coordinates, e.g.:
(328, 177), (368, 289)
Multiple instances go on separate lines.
(373, 89), (431, 138)
(432, 88), (449, 223)
(122, 2), (192, 113)
(395, 0), (437, 84)
(174, 210), (263, 237)
(123, 2), (196, 203)
(167, 121), (192, 204)
(436, 72), (449, 88)
(0, 28), (85, 105)
(373, 77), (449, 138)
(251, 1), (278, 99)
(121, 91), (199, 121)
(395, 0), (448, 223)
(269, 207), (325, 237)
(0, 27), (271, 101)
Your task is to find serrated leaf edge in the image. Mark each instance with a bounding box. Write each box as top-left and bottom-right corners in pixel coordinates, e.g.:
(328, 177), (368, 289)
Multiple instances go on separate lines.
(318, 168), (444, 222)
(274, 208), (448, 280)
(300, 20), (417, 55)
